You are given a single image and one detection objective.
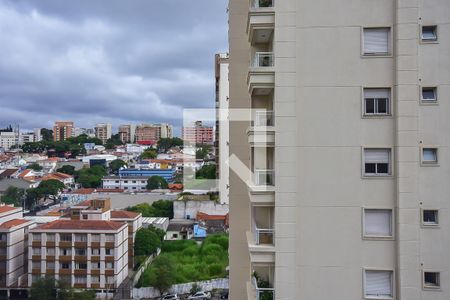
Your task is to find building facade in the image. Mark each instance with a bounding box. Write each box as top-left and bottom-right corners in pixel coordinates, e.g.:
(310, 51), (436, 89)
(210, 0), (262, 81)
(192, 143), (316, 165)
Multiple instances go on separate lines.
(215, 53), (230, 204)
(102, 176), (149, 191)
(229, 0), (450, 299)
(118, 125), (136, 144)
(182, 121), (214, 145)
(53, 121), (74, 142)
(95, 124), (112, 144)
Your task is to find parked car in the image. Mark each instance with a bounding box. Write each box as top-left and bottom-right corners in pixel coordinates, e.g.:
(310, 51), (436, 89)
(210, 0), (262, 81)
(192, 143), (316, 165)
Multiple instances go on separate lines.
(160, 294), (179, 300)
(219, 291), (229, 299)
(187, 291), (211, 299)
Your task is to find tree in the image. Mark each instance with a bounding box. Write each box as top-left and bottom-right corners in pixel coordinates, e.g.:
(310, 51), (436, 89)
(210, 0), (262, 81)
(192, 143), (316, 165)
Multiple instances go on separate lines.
(57, 165), (76, 175)
(134, 228), (162, 256)
(157, 137), (183, 153)
(38, 180), (65, 197)
(27, 162), (43, 171)
(41, 128), (53, 142)
(196, 164), (216, 179)
(147, 176), (168, 190)
(75, 165), (107, 188)
(147, 256), (176, 294)
(109, 159), (127, 174)
(196, 145), (211, 160)
(126, 201), (173, 219)
(0, 186), (25, 207)
(30, 276), (56, 300)
(140, 149), (157, 159)
(25, 188), (43, 209)
(105, 134), (123, 149)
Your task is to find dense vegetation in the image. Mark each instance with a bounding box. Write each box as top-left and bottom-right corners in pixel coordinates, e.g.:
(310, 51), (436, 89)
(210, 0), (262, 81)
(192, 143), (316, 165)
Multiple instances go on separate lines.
(196, 164), (216, 179)
(30, 276), (95, 300)
(147, 175), (168, 190)
(126, 200), (174, 219)
(21, 134), (102, 157)
(157, 137), (183, 153)
(137, 234), (229, 289)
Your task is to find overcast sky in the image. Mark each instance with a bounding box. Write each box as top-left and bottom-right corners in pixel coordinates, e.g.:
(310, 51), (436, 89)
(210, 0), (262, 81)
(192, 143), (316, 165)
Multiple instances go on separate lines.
(0, 0), (228, 135)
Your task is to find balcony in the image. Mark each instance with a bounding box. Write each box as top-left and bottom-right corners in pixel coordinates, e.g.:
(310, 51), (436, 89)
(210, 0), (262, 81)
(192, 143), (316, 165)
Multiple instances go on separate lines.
(252, 275), (275, 300)
(247, 0), (275, 45)
(248, 52), (275, 95)
(248, 110), (275, 146)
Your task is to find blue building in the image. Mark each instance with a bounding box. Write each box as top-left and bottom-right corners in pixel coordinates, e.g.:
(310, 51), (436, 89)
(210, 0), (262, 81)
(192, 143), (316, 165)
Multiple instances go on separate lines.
(119, 168), (176, 182)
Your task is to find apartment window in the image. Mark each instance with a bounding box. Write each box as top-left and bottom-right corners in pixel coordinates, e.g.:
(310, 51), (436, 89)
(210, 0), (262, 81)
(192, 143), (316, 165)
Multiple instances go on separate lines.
(107, 276), (115, 284)
(106, 262), (114, 269)
(364, 88), (391, 115)
(91, 276), (100, 283)
(364, 148), (392, 176)
(46, 261), (55, 269)
(422, 26), (437, 42)
(75, 234), (87, 242)
(82, 215), (88, 220)
(422, 87), (437, 103)
(61, 263), (71, 269)
(423, 210), (439, 226)
(75, 263), (87, 270)
(132, 180), (136, 183)
(32, 233), (41, 241)
(92, 248), (100, 255)
(105, 248), (113, 256)
(75, 276), (87, 284)
(46, 248), (55, 255)
(75, 248), (86, 256)
(0, 234), (6, 241)
(46, 234), (55, 242)
(424, 272), (440, 289)
(32, 261), (41, 270)
(60, 234), (72, 242)
(105, 234), (115, 242)
(32, 247), (41, 255)
(91, 262), (100, 269)
(365, 270), (394, 298)
(61, 248), (71, 256)
(91, 234), (100, 242)
(364, 209), (393, 237)
(422, 148), (438, 164)
(115, 180), (119, 183)
(363, 28), (391, 56)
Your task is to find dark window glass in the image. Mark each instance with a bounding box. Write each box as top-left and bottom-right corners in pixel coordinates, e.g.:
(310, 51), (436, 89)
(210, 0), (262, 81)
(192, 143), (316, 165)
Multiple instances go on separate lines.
(424, 272), (439, 286)
(377, 99), (388, 113)
(377, 163), (389, 174)
(423, 210), (437, 223)
(365, 99), (375, 114)
(365, 163), (376, 174)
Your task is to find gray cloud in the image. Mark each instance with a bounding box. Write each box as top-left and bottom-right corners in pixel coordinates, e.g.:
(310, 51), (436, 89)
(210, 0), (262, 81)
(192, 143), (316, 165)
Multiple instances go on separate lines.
(0, 0), (228, 135)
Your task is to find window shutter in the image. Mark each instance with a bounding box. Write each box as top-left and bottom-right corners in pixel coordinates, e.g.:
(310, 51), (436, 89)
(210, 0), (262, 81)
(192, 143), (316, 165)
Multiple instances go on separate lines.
(365, 149), (390, 163)
(365, 209), (392, 236)
(364, 88), (390, 99)
(365, 270), (393, 297)
(364, 28), (389, 54)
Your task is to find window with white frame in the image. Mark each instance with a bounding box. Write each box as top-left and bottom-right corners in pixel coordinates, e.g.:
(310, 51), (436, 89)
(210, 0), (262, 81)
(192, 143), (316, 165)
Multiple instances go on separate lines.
(75, 263), (87, 270)
(105, 234), (115, 242)
(364, 209), (393, 237)
(422, 87), (437, 102)
(60, 234), (72, 242)
(422, 148), (438, 164)
(91, 276), (100, 283)
(46, 234), (55, 242)
(106, 262), (114, 269)
(105, 248), (113, 256)
(365, 270), (394, 298)
(75, 234), (87, 242)
(91, 234), (100, 242)
(32, 247), (41, 255)
(32, 261), (41, 270)
(422, 26), (437, 42)
(61, 248), (71, 256)
(107, 276), (115, 284)
(46, 262), (55, 269)
(46, 248), (55, 255)
(61, 263), (71, 269)
(363, 28), (391, 55)
(32, 233), (41, 241)
(364, 88), (391, 115)
(364, 148), (392, 176)
(423, 271), (440, 288)
(91, 262), (100, 269)
(75, 248), (86, 256)
(423, 210), (439, 226)
(75, 276), (87, 284)
(92, 248), (100, 255)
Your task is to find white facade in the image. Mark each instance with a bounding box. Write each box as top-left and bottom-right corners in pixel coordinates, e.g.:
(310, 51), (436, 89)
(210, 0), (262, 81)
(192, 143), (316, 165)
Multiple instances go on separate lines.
(0, 132), (18, 150)
(95, 123), (112, 144)
(102, 176), (148, 191)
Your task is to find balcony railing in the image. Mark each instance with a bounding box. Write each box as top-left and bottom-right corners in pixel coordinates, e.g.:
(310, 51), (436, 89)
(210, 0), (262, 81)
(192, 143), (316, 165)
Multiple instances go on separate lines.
(255, 228), (274, 245)
(252, 0), (274, 8)
(254, 110), (274, 127)
(253, 52), (274, 67)
(252, 276), (275, 300)
(254, 169), (274, 186)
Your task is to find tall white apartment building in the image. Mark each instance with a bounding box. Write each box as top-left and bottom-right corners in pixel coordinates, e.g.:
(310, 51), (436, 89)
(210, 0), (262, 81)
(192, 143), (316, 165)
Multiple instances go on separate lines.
(0, 205), (34, 291)
(95, 123), (112, 144)
(33, 128), (42, 142)
(0, 132), (18, 150)
(215, 53), (230, 205)
(228, 0), (450, 299)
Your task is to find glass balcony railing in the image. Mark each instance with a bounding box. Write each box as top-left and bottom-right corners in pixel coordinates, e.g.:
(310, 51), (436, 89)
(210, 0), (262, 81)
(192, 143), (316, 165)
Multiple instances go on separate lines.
(252, 276), (275, 300)
(253, 52), (274, 67)
(255, 228), (274, 245)
(252, 0), (274, 8)
(254, 169), (275, 186)
(254, 110), (274, 127)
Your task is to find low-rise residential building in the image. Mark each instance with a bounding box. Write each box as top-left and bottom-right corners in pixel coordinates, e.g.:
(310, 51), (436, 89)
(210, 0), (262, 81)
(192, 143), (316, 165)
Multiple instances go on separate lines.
(0, 205), (34, 289)
(110, 210), (142, 268)
(141, 217), (169, 232)
(102, 176), (149, 192)
(166, 219), (194, 241)
(28, 219), (128, 290)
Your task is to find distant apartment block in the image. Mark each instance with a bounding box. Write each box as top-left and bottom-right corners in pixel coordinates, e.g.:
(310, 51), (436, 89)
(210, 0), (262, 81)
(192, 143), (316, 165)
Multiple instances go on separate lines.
(28, 220), (128, 289)
(102, 176), (149, 191)
(0, 205), (34, 290)
(182, 121), (214, 145)
(118, 124), (136, 143)
(53, 121), (74, 142)
(135, 123), (173, 144)
(0, 132), (18, 150)
(95, 123), (112, 144)
(33, 129), (42, 142)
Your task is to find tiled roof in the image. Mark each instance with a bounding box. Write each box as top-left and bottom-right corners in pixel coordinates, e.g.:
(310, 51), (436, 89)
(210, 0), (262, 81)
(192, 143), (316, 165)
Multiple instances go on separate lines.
(34, 220), (126, 231)
(0, 168), (19, 178)
(0, 218), (30, 229)
(0, 205), (19, 214)
(68, 188), (95, 195)
(110, 210), (140, 219)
